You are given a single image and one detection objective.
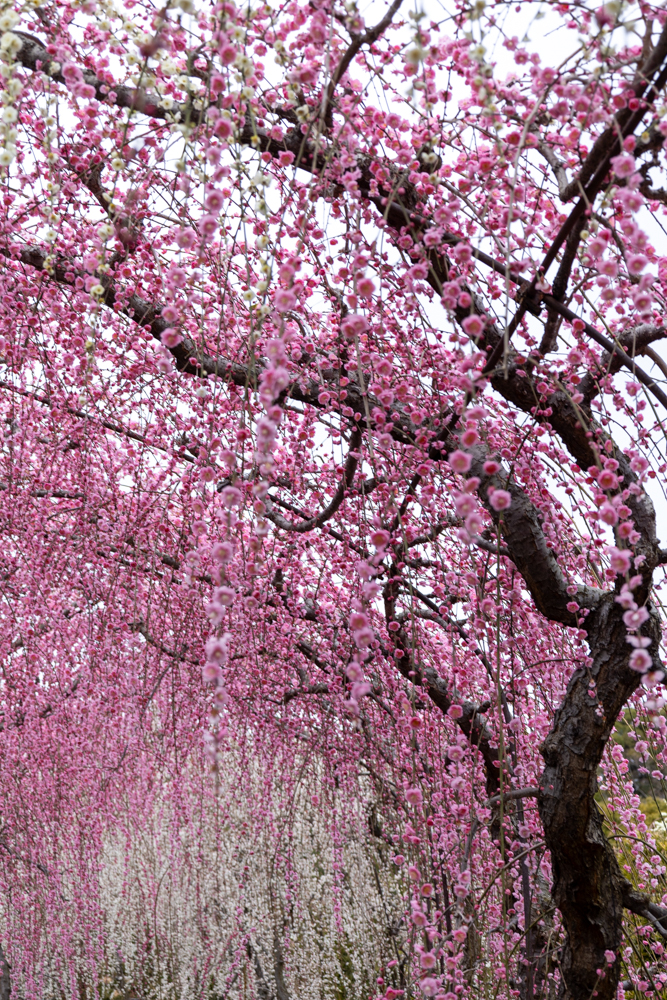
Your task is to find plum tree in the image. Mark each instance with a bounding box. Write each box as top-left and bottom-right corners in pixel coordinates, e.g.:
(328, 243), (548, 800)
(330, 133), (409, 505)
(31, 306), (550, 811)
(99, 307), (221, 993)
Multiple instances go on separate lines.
(1, 0), (667, 997)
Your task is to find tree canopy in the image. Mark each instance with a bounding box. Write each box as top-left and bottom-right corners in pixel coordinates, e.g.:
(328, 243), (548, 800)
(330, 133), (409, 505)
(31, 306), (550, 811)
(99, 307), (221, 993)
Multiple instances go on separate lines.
(1, 0), (667, 998)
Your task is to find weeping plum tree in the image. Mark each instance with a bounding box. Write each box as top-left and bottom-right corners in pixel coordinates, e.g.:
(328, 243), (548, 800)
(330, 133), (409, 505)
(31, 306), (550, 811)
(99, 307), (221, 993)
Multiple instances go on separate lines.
(1, 0), (667, 996)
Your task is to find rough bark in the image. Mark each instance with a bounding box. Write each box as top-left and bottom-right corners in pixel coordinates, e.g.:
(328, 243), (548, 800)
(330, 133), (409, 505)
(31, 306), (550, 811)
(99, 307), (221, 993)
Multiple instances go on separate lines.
(0, 943), (10, 1000)
(538, 597), (662, 1000)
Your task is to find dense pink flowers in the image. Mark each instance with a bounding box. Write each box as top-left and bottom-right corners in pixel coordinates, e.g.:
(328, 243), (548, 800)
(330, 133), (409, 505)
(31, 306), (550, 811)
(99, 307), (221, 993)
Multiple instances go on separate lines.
(0, 2), (665, 998)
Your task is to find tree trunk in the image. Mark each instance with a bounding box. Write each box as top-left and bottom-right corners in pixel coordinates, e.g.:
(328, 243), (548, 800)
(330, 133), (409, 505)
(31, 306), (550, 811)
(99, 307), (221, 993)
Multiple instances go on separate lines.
(538, 595), (659, 999)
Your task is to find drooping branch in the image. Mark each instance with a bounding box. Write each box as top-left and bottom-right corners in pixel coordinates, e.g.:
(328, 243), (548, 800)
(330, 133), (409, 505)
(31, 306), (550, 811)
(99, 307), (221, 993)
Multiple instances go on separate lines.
(265, 427), (362, 532)
(320, 0), (404, 127)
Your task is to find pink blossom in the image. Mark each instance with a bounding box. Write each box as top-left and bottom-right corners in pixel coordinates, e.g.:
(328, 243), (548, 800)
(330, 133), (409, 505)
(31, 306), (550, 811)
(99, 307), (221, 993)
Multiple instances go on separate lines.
(462, 315), (483, 337)
(598, 502), (617, 525)
(483, 460), (500, 475)
(202, 662), (222, 683)
(63, 63), (84, 84)
(629, 649), (651, 673)
(597, 469), (619, 491)
(449, 450), (472, 474)
(213, 586), (235, 606)
(623, 606), (649, 630)
(349, 610), (368, 630)
(356, 276), (375, 297)
(406, 787), (423, 806)
(341, 313), (369, 338)
(626, 635), (651, 649)
(211, 540), (235, 563)
(465, 512), (484, 535)
(220, 43), (237, 64)
(642, 670), (665, 689)
(199, 214), (219, 238)
(353, 626), (374, 648)
(633, 289), (653, 314)
(489, 489), (511, 511)
(221, 485), (243, 508)
(454, 492), (476, 517)
(346, 660), (364, 681)
(274, 289), (297, 312)
(420, 952), (437, 969)
(161, 303), (180, 322)
(370, 529), (390, 550)
(351, 681), (371, 700)
(610, 152), (636, 178)
(419, 978), (439, 996)
(161, 328), (182, 348)
(606, 546), (632, 574)
(205, 634), (230, 665)
(598, 258), (618, 277)
(205, 188), (225, 213)
(215, 117), (233, 139)
(616, 588), (637, 610)
(627, 253), (647, 275)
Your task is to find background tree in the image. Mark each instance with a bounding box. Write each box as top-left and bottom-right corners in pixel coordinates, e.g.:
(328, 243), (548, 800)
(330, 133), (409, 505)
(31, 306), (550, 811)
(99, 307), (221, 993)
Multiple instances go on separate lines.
(0, 0), (667, 997)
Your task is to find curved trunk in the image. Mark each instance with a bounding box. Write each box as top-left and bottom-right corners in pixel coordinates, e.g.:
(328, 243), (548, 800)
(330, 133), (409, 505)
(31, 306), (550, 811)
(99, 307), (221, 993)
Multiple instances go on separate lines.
(538, 595), (659, 1000)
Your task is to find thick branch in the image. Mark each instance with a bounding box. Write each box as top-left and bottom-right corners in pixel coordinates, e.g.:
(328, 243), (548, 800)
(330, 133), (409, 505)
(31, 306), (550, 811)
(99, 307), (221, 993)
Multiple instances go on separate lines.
(15, 32), (195, 123)
(622, 882), (667, 940)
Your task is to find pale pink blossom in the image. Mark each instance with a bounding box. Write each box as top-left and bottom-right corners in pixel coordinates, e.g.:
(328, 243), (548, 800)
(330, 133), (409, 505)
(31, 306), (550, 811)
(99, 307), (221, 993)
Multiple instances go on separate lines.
(606, 546), (632, 574)
(623, 606), (649, 630)
(629, 649), (651, 673)
(449, 450), (472, 474)
(610, 152), (636, 178)
(489, 489), (511, 511)
(274, 288), (297, 312)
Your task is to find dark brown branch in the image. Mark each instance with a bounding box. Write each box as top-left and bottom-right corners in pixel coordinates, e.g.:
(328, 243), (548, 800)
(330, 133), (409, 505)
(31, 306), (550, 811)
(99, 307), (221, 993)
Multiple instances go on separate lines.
(15, 32), (197, 124)
(0, 378), (191, 460)
(0, 483), (84, 500)
(559, 19), (667, 202)
(486, 787), (539, 807)
(622, 882), (667, 940)
(485, 25), (667, 370)
(384, 575), (501, 799)
(0, 675), (81, 734)
(543, 301), (667, 411)
(265, 427), (362, 532)
(320, 0), (404, 126)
